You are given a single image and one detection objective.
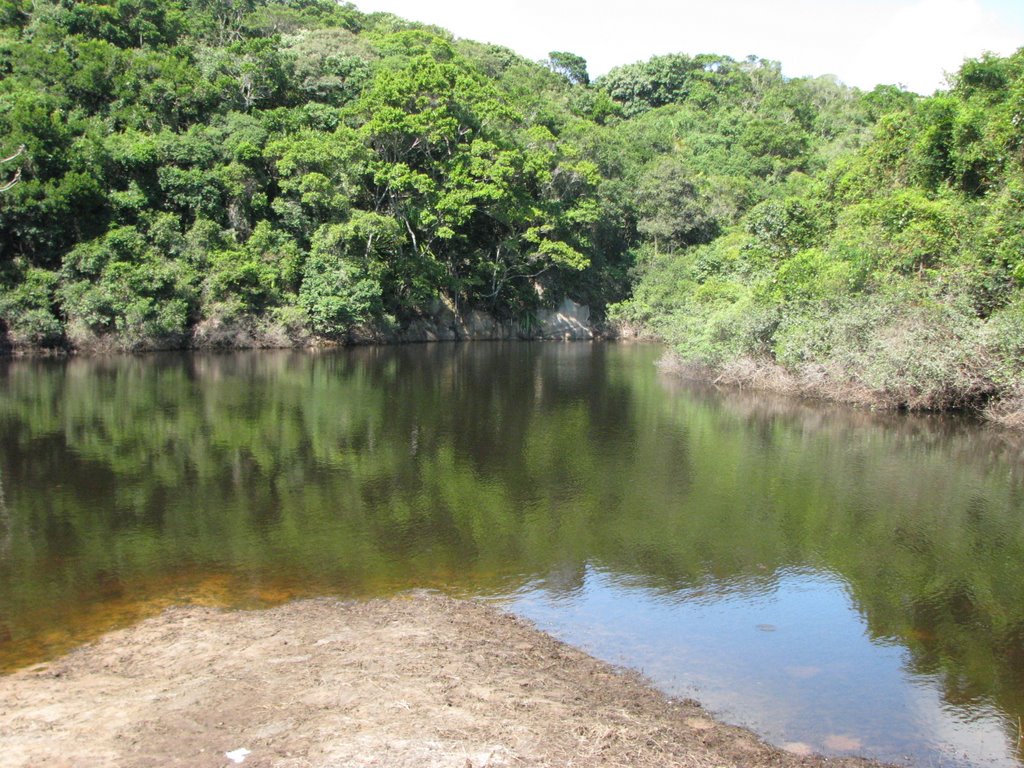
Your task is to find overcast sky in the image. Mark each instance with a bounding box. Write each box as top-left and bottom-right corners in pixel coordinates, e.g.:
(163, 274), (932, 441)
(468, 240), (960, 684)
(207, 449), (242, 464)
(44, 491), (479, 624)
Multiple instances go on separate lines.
(352, 0), (1024, 94)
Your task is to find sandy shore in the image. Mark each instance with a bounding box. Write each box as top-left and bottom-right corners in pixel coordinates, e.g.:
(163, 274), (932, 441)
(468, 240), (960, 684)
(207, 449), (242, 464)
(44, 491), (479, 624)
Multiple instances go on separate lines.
(0, 594), (885, 768)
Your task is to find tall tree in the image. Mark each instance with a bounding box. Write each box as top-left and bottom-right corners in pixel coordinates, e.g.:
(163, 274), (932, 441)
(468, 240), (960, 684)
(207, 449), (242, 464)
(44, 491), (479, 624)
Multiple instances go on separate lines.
(546, 51), (589, 86)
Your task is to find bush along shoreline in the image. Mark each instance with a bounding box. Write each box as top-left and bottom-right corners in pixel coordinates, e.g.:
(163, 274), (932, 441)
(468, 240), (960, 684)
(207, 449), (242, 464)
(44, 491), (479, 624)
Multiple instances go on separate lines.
(655, 350), (1023, 429)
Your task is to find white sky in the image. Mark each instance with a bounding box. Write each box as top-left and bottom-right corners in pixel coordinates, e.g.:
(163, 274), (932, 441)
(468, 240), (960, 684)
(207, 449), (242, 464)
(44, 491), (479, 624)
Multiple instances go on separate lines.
(352, 0), (1024, 94)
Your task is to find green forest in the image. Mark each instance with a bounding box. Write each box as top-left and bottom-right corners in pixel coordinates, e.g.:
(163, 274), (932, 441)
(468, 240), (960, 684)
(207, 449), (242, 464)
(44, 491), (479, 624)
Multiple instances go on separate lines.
(1, 0), (1023, 422)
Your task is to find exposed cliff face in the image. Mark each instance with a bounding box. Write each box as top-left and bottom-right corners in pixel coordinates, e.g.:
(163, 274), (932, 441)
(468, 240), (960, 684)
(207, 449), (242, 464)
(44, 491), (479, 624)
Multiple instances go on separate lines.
(382, 297), (598, 344)
(535, 298), (595, 340)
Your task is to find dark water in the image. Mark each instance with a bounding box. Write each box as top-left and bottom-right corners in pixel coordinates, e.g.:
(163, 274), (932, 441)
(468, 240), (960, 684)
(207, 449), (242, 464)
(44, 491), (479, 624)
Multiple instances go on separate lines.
(1, 343), (1023, 767)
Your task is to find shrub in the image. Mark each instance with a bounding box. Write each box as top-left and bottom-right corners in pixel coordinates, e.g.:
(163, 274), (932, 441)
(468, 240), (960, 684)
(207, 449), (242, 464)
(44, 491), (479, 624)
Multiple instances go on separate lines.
(774, 291), (993, 409)
(58, 226), (196, 350)
(0, 268), (64, 347)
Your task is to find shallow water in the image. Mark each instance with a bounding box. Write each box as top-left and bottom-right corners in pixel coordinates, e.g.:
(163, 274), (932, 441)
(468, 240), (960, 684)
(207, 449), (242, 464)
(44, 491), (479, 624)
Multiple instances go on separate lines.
(1, 343), (1023, 766)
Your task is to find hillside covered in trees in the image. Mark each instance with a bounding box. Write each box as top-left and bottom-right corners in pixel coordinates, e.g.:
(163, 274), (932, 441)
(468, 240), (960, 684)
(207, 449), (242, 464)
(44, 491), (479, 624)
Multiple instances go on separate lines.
(613, 48), (1024, 426)
(1, 0), (1023, 422)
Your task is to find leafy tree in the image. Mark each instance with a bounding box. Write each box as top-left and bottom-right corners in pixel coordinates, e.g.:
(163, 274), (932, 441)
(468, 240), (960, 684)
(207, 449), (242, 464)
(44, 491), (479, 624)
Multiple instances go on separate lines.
(546, 50), (588, 86)
(299, 214), (397, 334)
(265, 125), (367, 239)
(58, 225), (195, 349)
(66, 0), (186, 48)
(284, 27), (373, 106)
(0, 266), (62, 345)
(633, 156), (718, 251)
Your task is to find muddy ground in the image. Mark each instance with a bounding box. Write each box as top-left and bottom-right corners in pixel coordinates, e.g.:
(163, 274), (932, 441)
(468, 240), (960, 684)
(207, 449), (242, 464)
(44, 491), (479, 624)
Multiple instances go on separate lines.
(0, 594), (886, 768)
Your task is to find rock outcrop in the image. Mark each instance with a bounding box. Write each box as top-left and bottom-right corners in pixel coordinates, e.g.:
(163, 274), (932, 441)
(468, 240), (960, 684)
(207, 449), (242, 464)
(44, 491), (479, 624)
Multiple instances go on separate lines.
(373, 297), (598, 344)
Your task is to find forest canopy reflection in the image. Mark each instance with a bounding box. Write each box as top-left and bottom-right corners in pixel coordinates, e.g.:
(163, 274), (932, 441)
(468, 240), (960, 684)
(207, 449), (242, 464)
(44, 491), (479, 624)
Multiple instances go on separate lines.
(1, 344), (1023, 763)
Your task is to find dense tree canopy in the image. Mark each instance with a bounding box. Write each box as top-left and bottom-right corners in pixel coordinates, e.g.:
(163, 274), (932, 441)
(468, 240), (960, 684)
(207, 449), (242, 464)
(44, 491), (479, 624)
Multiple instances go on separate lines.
(610, 49), (1024, 422)
(0, 0), (608, 349)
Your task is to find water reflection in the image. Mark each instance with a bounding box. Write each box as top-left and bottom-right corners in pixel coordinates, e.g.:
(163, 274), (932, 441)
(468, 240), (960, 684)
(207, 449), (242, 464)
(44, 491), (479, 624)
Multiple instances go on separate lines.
(510, 567), (1017, 767)
(0, 343), (1023, 767)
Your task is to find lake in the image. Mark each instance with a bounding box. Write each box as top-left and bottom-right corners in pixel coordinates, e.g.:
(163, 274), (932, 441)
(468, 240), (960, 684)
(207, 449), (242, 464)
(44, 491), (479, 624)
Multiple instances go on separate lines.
(1, 342), (1023, 767)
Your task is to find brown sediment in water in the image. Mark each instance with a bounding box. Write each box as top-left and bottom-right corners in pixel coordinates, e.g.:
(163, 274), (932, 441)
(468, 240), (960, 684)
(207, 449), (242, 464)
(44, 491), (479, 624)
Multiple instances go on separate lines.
(0, 593), (886, 768)
(0, 569), (273, 673)
(0, 566), (524, 673)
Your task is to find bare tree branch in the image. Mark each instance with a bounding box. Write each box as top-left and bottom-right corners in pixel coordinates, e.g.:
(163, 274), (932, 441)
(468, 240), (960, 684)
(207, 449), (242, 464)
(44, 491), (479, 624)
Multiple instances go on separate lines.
(1, 145), (27, 193)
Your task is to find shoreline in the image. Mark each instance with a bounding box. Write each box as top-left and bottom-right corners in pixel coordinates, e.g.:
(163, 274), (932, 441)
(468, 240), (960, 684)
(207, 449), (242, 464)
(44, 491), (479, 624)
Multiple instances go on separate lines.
(0, 299), (613, 358)
(0, 594), (886, 768)
(656, 351), (1024, 431)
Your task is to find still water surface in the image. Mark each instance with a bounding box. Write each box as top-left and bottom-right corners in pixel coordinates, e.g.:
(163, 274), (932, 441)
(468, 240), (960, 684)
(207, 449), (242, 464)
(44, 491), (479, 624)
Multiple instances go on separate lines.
(1, 343), (1023, 766)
